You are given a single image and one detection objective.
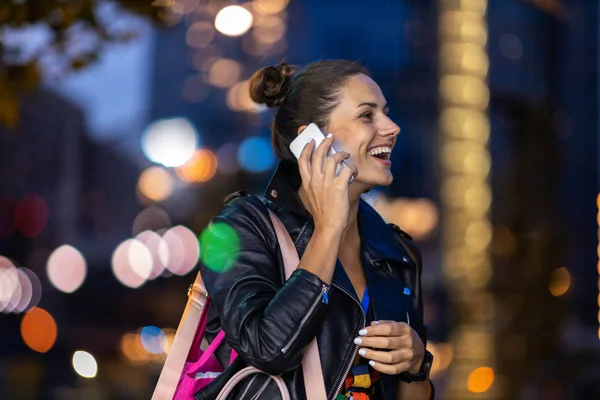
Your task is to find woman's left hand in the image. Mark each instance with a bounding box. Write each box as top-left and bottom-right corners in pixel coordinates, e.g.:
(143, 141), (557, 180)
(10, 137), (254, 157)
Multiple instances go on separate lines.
(354, 320), (425, 375)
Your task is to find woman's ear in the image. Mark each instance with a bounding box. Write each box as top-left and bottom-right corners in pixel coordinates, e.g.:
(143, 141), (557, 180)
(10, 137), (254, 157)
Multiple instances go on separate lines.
(297, 125), (307, 136)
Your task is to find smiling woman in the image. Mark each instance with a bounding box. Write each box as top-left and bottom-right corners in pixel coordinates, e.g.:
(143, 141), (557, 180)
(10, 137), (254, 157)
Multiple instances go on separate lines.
(184, 60), (434, 400)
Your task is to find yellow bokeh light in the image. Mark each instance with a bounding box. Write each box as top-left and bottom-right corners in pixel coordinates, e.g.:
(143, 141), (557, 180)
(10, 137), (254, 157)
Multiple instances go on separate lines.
(138, 167), (174, 202)
(21, 307), (58, 353)
(253, 15), (286, 45)
(214, 6), (253, 37)
(120, 333), (150, 364)
(252, 0), (289, 15)
(226, 80), (259, 112)
(175, 149), (218, 183)
(467, 366), (494, 393)
(208, 58), (241, 88)
(549, 267), (571, 297)
(427, 342), (454, 378)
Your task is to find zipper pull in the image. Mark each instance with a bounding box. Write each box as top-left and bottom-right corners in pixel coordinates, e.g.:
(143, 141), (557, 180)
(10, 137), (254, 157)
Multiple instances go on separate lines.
(321, 284), (329, 304)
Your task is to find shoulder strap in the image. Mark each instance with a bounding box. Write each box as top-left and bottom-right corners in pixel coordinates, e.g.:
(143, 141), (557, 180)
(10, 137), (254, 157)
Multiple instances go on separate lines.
(267, 209), (327, 400)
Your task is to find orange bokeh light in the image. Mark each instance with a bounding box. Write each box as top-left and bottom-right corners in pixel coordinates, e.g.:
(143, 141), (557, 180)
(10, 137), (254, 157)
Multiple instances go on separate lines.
(175, 149), (217, 183)
(467, 367), (494, 393)
(138, 167), (174, 202)
(21, 307), (58, 353)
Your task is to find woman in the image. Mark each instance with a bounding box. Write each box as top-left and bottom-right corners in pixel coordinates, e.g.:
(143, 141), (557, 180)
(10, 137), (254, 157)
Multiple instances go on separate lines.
(198, 60), (434, 400)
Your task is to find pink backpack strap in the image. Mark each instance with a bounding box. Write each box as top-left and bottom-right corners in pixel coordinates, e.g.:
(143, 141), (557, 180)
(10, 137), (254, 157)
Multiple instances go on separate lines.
(267, 209), (327, 400)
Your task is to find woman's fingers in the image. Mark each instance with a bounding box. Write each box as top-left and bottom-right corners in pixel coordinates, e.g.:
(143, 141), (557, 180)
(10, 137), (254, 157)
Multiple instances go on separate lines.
(367, 358), (412, 375)
(323, 151), (350, 183)
(298, 137), (315, 183)
(338, 163), (358, 185)
(354, 334), (409, 350)
(358, 347), (413, 367)
(311, 133), (334, 179)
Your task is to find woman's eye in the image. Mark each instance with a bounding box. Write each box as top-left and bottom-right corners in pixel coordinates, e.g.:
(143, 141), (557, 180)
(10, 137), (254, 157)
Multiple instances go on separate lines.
(360, 112), (373, 120)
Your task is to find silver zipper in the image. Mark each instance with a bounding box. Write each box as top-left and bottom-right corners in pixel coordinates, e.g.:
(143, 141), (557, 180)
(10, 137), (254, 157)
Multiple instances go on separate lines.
(330, 282), (366, 400)
(281, 284), (329, 353)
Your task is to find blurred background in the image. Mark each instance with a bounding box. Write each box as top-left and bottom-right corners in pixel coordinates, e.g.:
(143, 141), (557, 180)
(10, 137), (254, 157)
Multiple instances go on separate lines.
(0, 0), (598, 399)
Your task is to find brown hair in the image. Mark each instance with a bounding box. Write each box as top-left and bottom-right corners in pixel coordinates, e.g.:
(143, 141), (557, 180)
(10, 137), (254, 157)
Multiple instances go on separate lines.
(249, 60), (368, 162)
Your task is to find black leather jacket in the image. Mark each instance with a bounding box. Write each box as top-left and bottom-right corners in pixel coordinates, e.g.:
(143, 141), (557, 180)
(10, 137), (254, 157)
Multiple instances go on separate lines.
(196, 160), (429, 400)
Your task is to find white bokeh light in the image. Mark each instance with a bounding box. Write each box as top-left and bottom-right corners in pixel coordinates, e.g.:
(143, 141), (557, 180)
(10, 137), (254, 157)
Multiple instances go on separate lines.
(141, 117), (198, 167)
(72, 351), (98, 378)
(0, 257), (18, 313)
(162, 226), (200, 276)
(111, 239), (152, 289)
(136, 231), (169, 280)
(47, 245), (87, 293)
(214, 6), (253, 37)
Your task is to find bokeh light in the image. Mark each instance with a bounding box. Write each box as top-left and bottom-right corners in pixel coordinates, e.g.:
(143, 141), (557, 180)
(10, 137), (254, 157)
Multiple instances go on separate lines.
(162, 226), (200, 275)
(373, 195), (439, 240)
(199, 222), (240, 272)
(237, 136), (275, 173)
(111, 239), (152, 289)
(252, 0), (290, 15)
(499, 33), (523, 60)
(181, 74), (211, 103)
(140, 326), (168, 354)
(0, 258), (19, 313)
(14, 194), (48, 238)
(72, 351), (98, 378)
(0, 258), (36, 314)
(208, 58), (241, 88)
(467, 366), (494, 393)
(21, 307), (58, 353)
(185, 21), (215, 49)
(253, 15), (286, 45)
(226, 80), (260, 112)
(216, 143), (241, 175)
(20, 267), (41, 312)
(549, 267), (571, 297)
(175, 148), (218, 183)
(47, 245), (87, 293)
(142, 117), (198, 167)
(135, 231), (169, 280)
(137, 167), (174, 203)
(428, 342), (454, 378)
(170, 0), (200, 15)
(132, 206), (173, 236)
(120, 333), (150, 365)
(14, 268), (33, 313)
(214, 6), (253, 37)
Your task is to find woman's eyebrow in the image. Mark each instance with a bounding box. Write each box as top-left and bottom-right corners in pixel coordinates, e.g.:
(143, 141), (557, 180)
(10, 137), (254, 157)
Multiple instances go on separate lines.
(356, 102), (388, 110)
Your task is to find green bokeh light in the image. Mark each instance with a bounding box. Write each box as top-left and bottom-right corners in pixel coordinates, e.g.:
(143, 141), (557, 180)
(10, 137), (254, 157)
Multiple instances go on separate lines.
(199, 222), (240, 272)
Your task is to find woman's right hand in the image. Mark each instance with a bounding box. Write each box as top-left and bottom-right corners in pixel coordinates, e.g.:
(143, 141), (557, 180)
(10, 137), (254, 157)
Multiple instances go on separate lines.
(297, 133), (358, 233)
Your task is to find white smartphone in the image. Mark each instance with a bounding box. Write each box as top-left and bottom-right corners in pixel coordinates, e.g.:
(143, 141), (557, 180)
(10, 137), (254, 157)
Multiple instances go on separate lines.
(289, 123), (353, 182)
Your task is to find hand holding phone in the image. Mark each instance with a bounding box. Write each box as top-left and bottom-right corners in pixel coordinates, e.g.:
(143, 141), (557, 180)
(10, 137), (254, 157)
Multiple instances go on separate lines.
(289, 123), (358, 234)
(289, 123), (354, 183)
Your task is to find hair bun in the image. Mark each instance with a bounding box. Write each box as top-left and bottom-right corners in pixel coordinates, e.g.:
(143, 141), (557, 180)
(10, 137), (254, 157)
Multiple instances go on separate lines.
(249, 63), (295, 107)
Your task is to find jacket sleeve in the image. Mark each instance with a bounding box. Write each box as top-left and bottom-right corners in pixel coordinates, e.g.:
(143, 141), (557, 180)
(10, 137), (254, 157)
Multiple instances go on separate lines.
(200, 195), (329, 375)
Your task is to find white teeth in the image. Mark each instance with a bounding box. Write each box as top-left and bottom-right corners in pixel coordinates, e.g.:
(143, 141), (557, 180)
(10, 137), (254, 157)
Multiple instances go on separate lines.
(367, 147), (392, 156)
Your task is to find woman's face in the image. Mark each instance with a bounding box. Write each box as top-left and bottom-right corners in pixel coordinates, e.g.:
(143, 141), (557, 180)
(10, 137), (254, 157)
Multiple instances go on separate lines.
(325, 74), (401, 189)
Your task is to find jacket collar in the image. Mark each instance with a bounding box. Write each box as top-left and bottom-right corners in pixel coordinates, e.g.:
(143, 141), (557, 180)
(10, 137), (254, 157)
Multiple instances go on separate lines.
(264, 161), (412, 265)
